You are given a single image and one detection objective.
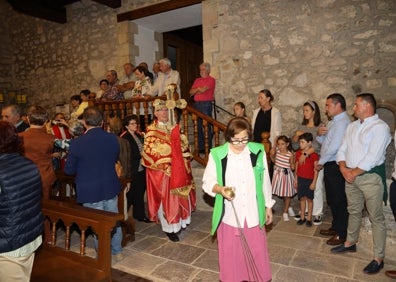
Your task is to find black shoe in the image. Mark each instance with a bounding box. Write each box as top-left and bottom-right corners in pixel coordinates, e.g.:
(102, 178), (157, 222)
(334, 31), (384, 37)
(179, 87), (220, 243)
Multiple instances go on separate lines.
(363, 260), (384, 274)
(297, 219), (306, 225)
(306, 220), (313, 227)
(137, 217), (151, 223)
(331, 244), (357, 253)
(165, 232), (179, 242)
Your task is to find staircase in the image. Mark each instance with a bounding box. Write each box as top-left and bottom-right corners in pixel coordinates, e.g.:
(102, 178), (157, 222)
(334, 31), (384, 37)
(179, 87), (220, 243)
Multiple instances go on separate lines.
(91, 98), (227, 166)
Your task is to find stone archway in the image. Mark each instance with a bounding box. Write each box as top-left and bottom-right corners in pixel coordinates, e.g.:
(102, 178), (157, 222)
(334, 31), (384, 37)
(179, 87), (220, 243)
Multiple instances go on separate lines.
(377, 98), (396, 133)
(377, 99), (395, 180)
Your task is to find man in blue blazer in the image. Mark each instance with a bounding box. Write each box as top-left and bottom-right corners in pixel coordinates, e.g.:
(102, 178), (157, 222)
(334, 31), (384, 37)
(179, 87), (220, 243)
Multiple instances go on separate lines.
(64, 106), (123, 260)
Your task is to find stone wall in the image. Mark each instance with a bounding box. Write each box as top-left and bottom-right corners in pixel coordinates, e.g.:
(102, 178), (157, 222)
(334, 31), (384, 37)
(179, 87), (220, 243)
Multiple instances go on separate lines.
(0, 0), (395, 135)
(0, 1), (14, 91)
(0, 0), (164, 108)
(203, 0), (396, 135)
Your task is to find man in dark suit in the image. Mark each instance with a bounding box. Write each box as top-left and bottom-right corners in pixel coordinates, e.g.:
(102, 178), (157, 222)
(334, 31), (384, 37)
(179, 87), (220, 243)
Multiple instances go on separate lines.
(1, 104), (29, 132)
(64, 106), (123, 261)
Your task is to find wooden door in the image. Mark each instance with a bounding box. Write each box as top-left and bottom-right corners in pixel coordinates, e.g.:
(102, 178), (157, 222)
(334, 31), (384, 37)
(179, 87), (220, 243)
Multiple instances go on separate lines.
(163, 33), (203, 101)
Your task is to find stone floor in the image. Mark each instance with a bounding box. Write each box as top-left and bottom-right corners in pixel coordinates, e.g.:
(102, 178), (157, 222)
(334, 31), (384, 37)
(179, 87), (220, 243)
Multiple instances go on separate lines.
(110, 161), (396, 282)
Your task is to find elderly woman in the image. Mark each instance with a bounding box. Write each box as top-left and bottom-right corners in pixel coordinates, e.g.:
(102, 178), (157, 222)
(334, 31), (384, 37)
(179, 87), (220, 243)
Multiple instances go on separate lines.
(0, 121), (43, 281)
(121, 115), (149, 222)
(202, 117), (275, 282)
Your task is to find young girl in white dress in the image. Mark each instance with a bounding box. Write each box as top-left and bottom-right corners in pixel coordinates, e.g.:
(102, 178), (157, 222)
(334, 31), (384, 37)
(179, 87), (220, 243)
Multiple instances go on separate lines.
(270, 135), (296, 221)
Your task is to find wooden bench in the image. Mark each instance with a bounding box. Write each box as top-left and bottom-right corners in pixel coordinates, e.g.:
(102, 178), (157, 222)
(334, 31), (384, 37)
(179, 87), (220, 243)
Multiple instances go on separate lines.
(51, 170), (135, 246)
(31, 199), (124, 282)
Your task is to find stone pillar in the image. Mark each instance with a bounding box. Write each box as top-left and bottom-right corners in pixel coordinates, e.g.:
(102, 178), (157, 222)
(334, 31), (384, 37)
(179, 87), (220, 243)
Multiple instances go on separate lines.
(115, 21), (138, 69)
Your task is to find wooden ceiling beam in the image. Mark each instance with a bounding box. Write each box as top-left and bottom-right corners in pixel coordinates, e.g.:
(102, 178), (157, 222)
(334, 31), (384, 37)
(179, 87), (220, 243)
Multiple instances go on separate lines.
(92, 0), (121, 9)
(6, 0), (120, 23)
(8, 0), (68, 24)
(117, 0), (201, 22)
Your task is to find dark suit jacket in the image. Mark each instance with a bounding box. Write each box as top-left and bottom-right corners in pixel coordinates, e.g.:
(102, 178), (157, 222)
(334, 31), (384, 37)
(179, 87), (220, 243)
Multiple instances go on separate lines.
(64, 127), (121, 204)
(16, 121), (29, 132)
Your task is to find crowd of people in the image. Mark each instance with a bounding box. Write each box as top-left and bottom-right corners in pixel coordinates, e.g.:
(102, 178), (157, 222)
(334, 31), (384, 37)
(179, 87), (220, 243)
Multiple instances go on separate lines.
(1, 55), (395, 281)
(0, 57), (206, 279)
(214, 91), (394, 280)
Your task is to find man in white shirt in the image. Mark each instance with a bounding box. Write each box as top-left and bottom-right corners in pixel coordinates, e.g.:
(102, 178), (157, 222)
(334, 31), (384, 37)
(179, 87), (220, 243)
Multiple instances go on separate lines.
(332, 93), (391, 275)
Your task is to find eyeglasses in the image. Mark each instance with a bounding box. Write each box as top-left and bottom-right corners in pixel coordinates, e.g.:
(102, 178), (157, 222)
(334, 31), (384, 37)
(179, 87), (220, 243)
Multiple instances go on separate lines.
(230, 137), (249, 145)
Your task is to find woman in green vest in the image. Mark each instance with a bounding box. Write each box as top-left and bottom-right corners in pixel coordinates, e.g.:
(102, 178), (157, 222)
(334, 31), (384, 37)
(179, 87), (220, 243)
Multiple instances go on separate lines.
(202, 117), (275, 282)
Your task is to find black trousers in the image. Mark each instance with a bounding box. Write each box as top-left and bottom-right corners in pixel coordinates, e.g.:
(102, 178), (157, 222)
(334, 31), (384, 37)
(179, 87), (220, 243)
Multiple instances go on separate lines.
(126, 170), (147, 220)
(390, 178), (396, 221)
(323, 161), (349, 239)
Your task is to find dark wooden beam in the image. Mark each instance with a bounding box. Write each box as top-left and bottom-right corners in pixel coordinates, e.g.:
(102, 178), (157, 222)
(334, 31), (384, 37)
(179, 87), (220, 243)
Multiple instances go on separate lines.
(8, 0), (67, 24)
(117, 0), (201, 22)
(92, 0), (121, 9)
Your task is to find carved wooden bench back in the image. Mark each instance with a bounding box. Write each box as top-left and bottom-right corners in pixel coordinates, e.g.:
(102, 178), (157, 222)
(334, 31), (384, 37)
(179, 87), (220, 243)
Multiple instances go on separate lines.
(51, 171), (135, 246)
(31, 200), (123, 282)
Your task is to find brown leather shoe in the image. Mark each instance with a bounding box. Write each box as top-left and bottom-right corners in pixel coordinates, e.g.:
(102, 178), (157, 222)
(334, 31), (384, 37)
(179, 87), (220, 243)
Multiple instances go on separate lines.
(326, 234), (346, 246)
(320, 228), (337, 236)
(385, 270), (396, 279)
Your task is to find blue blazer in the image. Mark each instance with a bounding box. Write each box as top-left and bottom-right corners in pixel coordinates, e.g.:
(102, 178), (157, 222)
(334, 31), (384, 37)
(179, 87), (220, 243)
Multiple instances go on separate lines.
(64, 127), (121, 204)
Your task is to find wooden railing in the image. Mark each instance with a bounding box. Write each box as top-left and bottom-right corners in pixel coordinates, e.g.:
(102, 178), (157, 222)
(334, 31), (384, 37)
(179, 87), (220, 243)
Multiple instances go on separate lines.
(91, 98), (227, 166)
(181, 105), (226, 165)
(31, 199), (123, 282)
(89, 97), (165, 129)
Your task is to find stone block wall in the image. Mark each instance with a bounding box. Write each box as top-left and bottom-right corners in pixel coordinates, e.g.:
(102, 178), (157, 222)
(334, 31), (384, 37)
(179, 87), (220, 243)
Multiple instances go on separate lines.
(0, 0), (395, 136)
(0, 0), (164, 107)
(203, 0), (396, 135)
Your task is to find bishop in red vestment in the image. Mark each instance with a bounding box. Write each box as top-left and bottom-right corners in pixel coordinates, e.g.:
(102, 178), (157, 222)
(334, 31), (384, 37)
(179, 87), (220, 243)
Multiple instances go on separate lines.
(141, 99), (196, 242)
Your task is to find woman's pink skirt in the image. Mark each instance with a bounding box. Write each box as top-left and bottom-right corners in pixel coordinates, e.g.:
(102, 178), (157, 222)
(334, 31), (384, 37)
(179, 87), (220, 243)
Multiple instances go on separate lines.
(217, 221), (271, 282)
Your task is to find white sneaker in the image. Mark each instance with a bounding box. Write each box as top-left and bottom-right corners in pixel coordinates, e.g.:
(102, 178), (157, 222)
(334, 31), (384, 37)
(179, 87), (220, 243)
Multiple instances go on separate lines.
(283, 213), (289, 221)
(288, 207), (295, 217)
(313, 215), (322, 225)
(112, 252), (124, 264)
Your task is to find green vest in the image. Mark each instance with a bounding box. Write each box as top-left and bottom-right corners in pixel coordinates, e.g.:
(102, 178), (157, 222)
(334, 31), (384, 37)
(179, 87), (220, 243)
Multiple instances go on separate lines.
(210, 142), (266, 235)
(363, 163), (387, 204)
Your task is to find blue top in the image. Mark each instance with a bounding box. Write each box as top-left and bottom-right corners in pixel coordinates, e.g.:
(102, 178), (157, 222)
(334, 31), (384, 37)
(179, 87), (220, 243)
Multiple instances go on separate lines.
(316, 111), (350, 165)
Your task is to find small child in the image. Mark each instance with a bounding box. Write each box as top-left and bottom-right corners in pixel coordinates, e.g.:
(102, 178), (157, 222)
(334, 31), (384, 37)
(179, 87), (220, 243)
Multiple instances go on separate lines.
(270, 135), (296, 221)
(294, 132), (318, 227)
(233, 102), (251, 123)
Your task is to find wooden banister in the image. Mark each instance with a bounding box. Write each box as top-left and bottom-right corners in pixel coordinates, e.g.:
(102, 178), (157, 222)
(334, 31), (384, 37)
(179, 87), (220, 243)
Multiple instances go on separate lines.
(91, 98), (227, 166)
(181, 105), (226, 165)
(91, 99), (273, 167)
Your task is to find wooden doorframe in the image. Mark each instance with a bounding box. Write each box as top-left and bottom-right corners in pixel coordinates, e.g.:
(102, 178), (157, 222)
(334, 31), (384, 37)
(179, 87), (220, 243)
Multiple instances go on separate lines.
(163, 33), (202, 100)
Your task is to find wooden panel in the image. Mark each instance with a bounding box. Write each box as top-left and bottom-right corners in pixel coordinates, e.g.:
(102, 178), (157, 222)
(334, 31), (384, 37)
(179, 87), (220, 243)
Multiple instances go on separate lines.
(117, 0), (202, 22)
(163, 33), (203, 101)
